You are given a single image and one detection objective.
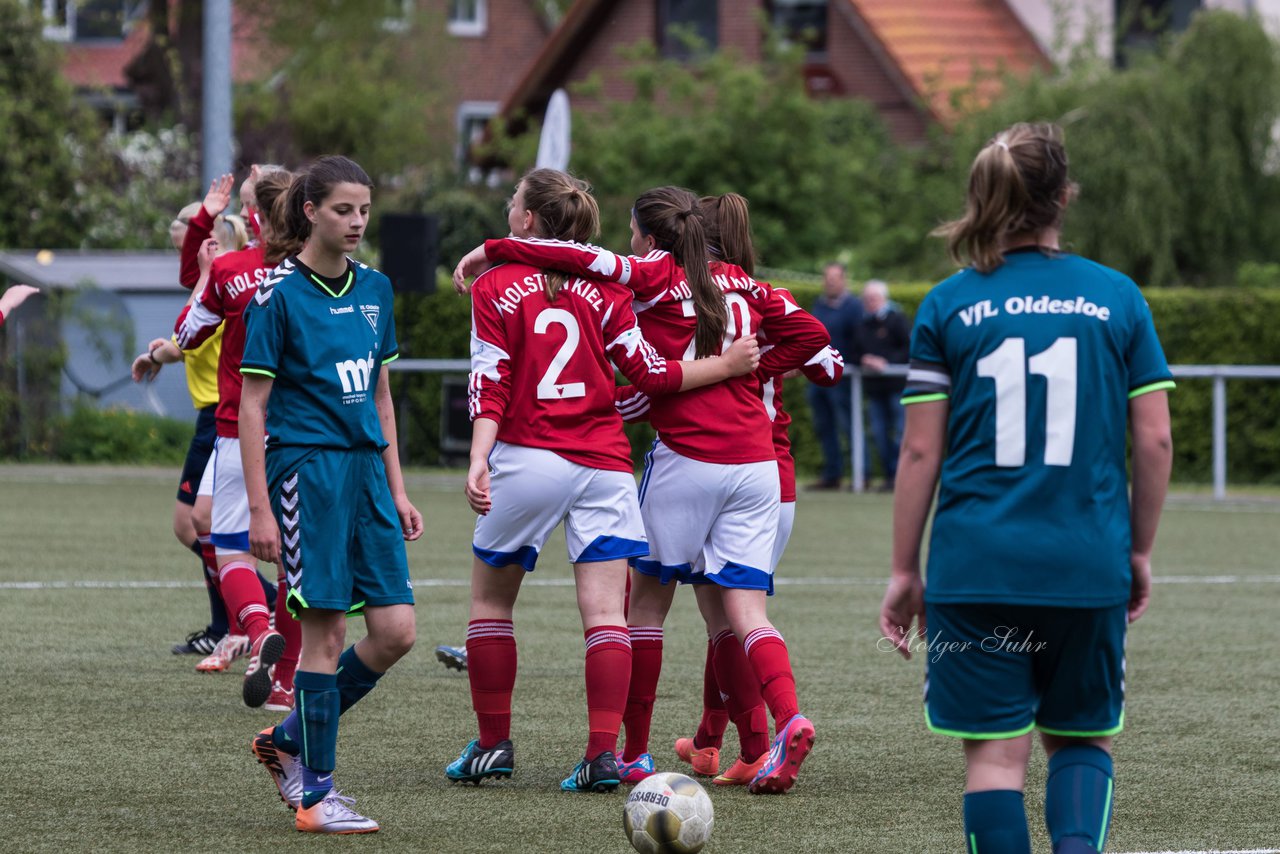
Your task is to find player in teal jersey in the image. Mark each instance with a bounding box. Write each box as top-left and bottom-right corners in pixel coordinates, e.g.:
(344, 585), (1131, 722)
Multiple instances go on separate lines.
(238, 156), (422, 835)
(879, 124), (1174, 854)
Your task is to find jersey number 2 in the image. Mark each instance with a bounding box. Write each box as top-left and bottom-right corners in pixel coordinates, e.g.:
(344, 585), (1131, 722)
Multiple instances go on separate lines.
(534, 308), (586, 400)
(976, 337), (1077, 467)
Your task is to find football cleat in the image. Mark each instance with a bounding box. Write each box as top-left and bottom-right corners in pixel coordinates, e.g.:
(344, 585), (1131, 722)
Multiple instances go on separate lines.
(434, 644), (468, 672)
(748, 714), (815, 794)
(264, 681), (295, 712)
(242, 630), (286, 708)
(295, 791), (378, 834)
(252, 727), (303, 811)
(445, 739), (515, 785)
(617, 752), (655, 784)
(195, 633), (249, 673)
(674, 737), (720, 777)
(172, 628), (221, 656)
(560, 751), (621, 793)
(712, 753), (767, 786)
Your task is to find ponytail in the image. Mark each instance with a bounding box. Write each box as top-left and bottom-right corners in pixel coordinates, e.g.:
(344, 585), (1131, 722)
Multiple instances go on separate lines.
(249, 169), (295, 265)
(933, 122), (1076, 273)
(699, 192), (756, 276)
(634, 187), (724, 358)
(518, 168), (600, 301)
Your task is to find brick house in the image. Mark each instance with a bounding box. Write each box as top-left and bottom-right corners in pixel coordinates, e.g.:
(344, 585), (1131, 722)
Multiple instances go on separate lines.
(499, 0), (1051, 144)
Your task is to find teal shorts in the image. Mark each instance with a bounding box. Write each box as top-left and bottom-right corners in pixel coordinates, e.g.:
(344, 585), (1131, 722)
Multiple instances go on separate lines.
(923, 602), (1127, 739)
(268, 447), (414, 617)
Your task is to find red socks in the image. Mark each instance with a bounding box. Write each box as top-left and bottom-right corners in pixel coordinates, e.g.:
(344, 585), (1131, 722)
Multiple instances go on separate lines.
(273, 573), (300, 690)
(621, 626), (663, 761)
(217, 560), (270, 640)
(714, 629), (770, 761)
(694, 636), (729, 750)
(466, 619), (517, 749)
(743, 626), (799, 730)
(584, 625), (632, 760)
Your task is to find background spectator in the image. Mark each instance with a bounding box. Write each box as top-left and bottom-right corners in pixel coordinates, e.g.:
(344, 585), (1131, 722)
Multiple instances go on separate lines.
(806, 262), (862, 489)
(853, 279), (910, 490)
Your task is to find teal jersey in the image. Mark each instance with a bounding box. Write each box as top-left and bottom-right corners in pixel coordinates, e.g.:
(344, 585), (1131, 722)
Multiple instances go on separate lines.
(902, 250), (1174, 607)
(240, 257), (400, 475)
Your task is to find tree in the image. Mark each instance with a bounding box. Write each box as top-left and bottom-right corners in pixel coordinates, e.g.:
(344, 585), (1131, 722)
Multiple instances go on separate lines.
(0, 0), (92, 248)
(235, 0), (457, 182)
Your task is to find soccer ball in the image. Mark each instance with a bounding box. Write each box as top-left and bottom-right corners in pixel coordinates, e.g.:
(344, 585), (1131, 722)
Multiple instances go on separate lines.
(622, 772), (714, 854)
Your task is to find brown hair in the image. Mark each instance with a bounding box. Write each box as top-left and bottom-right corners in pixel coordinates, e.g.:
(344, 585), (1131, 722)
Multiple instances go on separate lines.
(698, 192), (756, 276)
(633, 186), (725, 359)
(248, 169), (294, 265)
(933, 122), (1078, 273)
(269, 155), (372, 262)
(518, 168), (600, 301)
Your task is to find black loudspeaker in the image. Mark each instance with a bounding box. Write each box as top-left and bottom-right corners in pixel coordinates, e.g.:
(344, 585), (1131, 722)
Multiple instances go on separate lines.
(379, 213), (439, 293)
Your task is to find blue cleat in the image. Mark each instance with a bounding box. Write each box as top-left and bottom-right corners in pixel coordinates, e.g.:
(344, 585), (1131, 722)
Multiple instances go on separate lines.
(435, 644), (468, 672)
(446, 739), (514, 785)
(560, 751), (621, 793)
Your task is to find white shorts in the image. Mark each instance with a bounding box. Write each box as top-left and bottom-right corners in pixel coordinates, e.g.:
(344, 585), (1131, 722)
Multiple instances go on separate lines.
(772, 500), (796, 572)
(472, 442), (648, 571)
(636, 440), (779, 591)
(197, 456), (214, 498)
(210, 436), (251, 556)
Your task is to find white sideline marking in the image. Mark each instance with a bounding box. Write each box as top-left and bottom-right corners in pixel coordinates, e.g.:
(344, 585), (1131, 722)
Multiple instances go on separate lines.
(1116, 849), (1280, 854)
(4, 575), (1280, 591)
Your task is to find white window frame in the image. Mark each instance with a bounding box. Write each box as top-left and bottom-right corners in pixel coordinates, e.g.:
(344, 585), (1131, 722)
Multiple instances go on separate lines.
(456, 101), (499, 180)
(40, 0), (75, 42)
(448, 0), (488, 37)
(381, 0), (412, 33)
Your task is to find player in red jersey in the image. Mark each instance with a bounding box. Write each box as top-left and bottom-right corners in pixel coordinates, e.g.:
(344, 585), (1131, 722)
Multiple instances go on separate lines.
(612, 193), (844, 786)
(176, 169), (299, 710)
(455, 185), (828, 794)
(447, 169), (760, 793)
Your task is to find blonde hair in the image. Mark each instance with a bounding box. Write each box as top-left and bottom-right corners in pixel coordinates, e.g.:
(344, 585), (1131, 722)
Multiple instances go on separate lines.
(519, 168), (601, 301)
(933, 122), (1078, 273)
(213, 214), (250, 254)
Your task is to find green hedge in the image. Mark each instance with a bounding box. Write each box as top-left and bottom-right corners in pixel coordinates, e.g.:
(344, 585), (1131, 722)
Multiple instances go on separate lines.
(50, 404), (193, 464)
(391, 276), (1280, 484)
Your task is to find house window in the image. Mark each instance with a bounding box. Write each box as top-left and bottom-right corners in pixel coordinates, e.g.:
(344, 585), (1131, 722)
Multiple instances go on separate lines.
(39, 0), (137, 42)
(658, 0), (718, 58)
(771, 0), (827, 53)
(457, 102), (499, 181)
(1114, 0), (1200, 64)
(448, 0), (487, 37)
(381, 0), (413, 33)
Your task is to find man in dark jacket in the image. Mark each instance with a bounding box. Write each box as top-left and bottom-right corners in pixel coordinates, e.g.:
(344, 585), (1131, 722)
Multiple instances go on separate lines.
(807, 262), (863, 489)
(853, 280), (910, 490)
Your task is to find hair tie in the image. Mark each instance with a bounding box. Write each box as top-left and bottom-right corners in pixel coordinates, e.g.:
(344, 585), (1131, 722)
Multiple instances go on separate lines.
(995, 140), (1010, 152)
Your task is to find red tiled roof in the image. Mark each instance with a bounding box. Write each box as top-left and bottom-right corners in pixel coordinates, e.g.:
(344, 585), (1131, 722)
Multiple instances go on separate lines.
(844, 0), (1049, 121)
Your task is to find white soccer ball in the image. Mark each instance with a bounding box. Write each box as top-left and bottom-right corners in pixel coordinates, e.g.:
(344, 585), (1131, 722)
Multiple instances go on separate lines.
(622, 772), (714, 854)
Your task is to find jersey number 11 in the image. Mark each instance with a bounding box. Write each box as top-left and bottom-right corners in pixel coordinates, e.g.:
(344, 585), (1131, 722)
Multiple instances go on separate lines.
(976, 337), (1077, 468)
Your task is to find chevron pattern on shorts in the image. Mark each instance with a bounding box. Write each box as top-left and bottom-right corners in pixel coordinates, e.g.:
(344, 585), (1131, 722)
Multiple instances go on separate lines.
(280, 472), (302, 589)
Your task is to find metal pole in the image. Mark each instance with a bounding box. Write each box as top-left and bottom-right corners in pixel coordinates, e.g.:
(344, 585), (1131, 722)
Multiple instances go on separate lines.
(1212, 374), (1227, 500)
(202, 0), (234, 188)
(851, 370), (865, 493)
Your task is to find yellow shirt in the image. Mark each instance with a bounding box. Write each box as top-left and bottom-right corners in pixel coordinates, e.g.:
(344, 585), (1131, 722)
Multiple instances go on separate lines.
(175, 323), (223, 410)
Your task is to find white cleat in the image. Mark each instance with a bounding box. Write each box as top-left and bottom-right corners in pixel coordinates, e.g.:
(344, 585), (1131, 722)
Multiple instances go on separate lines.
(196, 633), (249, 673)
(295, 791), (379, 834)
(251, 728), (303, 811)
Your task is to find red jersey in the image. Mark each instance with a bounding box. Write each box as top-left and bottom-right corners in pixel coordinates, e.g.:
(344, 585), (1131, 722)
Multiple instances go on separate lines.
(484, 238), (830, 465)
(175, 245), (273, 437)
(469, 262), (685, 473)
(179, 205), (216, 290)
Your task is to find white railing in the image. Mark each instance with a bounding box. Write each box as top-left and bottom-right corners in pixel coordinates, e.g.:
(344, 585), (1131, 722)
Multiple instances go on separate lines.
(389, 360), (1280, 501)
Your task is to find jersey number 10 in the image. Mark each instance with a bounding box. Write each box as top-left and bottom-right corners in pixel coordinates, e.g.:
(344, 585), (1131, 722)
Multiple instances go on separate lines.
(976, 337), (1077, 467)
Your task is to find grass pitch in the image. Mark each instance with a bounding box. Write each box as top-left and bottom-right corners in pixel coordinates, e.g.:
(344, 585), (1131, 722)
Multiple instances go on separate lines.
(0, 465), (1277, 853)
